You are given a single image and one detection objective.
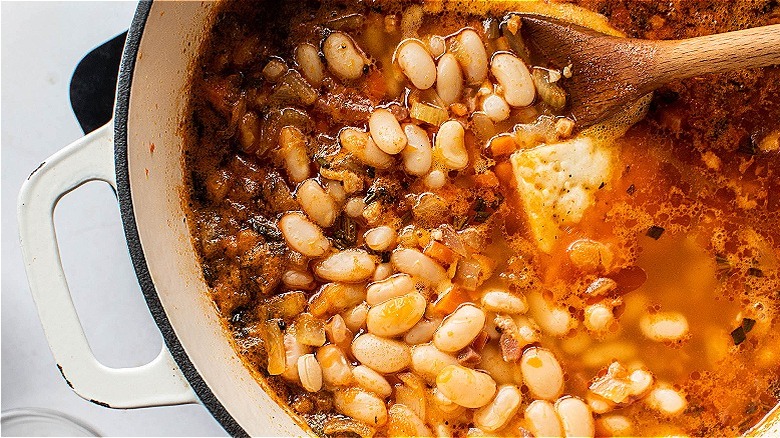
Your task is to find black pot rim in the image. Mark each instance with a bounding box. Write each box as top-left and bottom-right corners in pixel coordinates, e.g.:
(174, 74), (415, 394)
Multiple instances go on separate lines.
(113, 2), (246, 436)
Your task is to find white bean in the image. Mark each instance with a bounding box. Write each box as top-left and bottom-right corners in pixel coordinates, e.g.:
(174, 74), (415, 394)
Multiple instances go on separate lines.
(351, 333), (411, 373)
(314, 249), (376, 283)
(433, 120), (468, 171)
(586, 392), (614, 415)
(401, 124), (433, 176)
(333, 387), (388, 426)
(388, 403), (433, 437)
(279, 126), (310, 183)
(473, 384), (522, 432)
(345, 196), (366, 217)
(640, 312), (689, 342)
(629, 369), (654, 397)
(433, 304), (486, 352)
(453, 29), (488, 85)
(479, 343), (523, 386)
(373, 262), (394, 281)
(436, 364), (496, 408)
(395, 373), (427, 421)
(584, 303), (614, 333)
(513, 315), (543, 345)
(436, 53), (464, 105)
(281, 333), (310, 381)
(525, 400), (563, 438)
(278, 212), (331, 257)
(369, 108), (407, 154)
(317, 344), (353, 386)
(396, 39), (437, 89)
(555, 396), (595, 438)
(295, 43), (325, 87)
(342, 302), (369, 332)
(366, 292), (426, 337)
(391, 248), (448, 285)
(339, 127), (393, 169)
(645, 385), (687, 416)
(410, 343), (458, 383)
(322, 178), (346, 204)
(325, 314), (350, 345)
(520, 347), (564, 401)
(297, 354), (323, 392)
(482, 94), (510, 122)
(282, 269), (314, 290)
(481, 289), (527, 314)
(595, 415), (634, 437)
(433, 388), (463, 414)
(491, 53), (535, 107)
(352, 365), (392, 398)
(364, 225), (398, 251)
(323, 32), (367, 81)
(427, 35), (446, 57)
(296, 178), (338, 228)
(528, 291), (575, 337)
(404, 318), (440, 345)
(423, 169), (446, 189)
(366, 273), (415, 305)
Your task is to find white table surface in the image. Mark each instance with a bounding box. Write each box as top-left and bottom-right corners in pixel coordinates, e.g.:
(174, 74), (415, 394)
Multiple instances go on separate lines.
(1, 2), (227, 436)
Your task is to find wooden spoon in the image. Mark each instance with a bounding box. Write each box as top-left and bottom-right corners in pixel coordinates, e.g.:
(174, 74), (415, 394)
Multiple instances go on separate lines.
(518, 15), (780, 127)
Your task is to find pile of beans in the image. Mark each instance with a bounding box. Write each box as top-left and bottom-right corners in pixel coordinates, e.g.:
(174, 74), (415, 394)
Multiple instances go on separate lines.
(184, 2), (732, 437)
(242, 9), (688, 436)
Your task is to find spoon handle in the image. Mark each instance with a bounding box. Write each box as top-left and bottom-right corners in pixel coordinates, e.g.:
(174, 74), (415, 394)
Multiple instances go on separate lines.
(652, 24), (780, 85)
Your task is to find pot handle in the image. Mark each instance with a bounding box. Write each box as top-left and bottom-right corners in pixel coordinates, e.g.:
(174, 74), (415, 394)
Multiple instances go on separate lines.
(18, 122), (199, 408)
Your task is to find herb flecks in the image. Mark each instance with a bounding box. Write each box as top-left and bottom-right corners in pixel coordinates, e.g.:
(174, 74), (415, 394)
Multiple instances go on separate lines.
(731, 318), (757, 346)
(737, 135), (759, 156)
(453, 215), (469, 230)
(646, 225), (665, 240)
(748, 267), (764, 277)
(331, 215), (357, 249)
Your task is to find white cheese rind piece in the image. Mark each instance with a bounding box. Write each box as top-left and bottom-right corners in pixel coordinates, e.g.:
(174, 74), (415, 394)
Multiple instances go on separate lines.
(510, 137), (614, 253)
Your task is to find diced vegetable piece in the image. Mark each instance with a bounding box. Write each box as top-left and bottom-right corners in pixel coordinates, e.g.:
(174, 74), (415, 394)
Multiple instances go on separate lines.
(266, 291), (307, 319)
(488, 134), (518, 157)
(424, 240), (458, 266)
(261, 319), (287, 375)
(531, 68), (567, 111)
(410, 101), (448, 126)
(294, 313), (327, 346)
(431, 286), (471, 316)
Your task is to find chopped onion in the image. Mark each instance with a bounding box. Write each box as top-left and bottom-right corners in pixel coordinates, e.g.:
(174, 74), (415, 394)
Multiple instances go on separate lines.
(455, 257), (482, 291)
(395, 372), (427, 420)
(410, 102), (448, 126)
(471, 111), (497, 145)
(261, 319), (286, 375)
(266, 291), (306, 319)
(322, 417), (375, 437)
(432, 224), (468, 257)
(532, 68), (567, 111)
(294, 313), (326, 347)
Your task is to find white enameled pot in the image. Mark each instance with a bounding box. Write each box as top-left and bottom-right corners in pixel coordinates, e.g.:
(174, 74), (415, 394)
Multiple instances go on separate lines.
(16, 1), (780, 437)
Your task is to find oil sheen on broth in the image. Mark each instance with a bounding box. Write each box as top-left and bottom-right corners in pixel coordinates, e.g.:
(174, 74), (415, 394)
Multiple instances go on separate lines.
(183, 1), (780, 436)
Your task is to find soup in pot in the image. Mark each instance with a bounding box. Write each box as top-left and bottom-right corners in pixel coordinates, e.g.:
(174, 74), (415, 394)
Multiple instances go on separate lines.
(182, 0), (780, 436)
